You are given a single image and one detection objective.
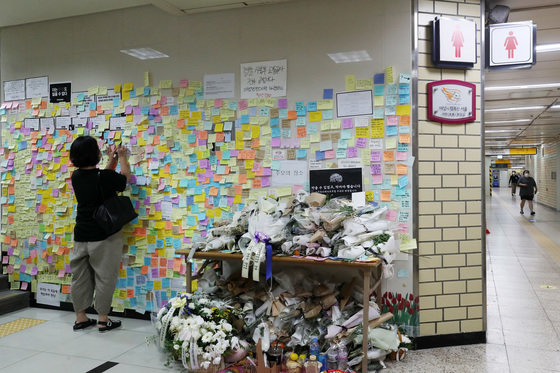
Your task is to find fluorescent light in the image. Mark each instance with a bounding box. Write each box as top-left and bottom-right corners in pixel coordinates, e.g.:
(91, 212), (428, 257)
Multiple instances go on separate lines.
(120, 48), (169, 60)
(485, 82), (560, 91)
(327, 50), (372, 63)
(485, 106), (545, 112)
(485, 119), (532, 124)
(485, 129), (520, 133)
(550, 105), (560, 110)
(536, 43), (560, 53)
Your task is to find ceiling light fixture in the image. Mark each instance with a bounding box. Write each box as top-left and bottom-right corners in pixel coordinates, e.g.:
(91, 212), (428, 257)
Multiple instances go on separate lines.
(485, 119), (532, 124)
(485, 82), (560, 91)
(536, 43), (560, 53)
(485, 129), (520, 133)
(120, 48), (169, 60)
(327, 50), (372, 63)
(485, 106), (546, 112)
(550, 105), (560, 110)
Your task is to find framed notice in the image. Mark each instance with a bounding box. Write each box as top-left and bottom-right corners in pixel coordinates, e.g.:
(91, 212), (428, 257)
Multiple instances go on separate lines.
(309, 168), (363, 198)
(25, 76), (49, 99)
(488, 21), (536, 69)
(49, 81), (71, 103)
(336, 90), (373, 117)
(3, 79), (26, 101)
(427, 80), (476, 124)
(432, 17), (477, 68)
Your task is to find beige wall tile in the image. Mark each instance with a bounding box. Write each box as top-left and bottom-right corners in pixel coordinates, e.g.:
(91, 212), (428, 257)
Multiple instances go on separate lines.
(419, 161), (435, 175)
(443, 254), (466, 267)
(420, 296), (436, 309)
(442, 149), (465, 161)
(443, 201), (466, 214)
(467, 279), (483, 293)
(419, 269), (435, 282)
(437, 294), (460, 308)
(419, 134), (434, 147)
(419, 201), (442, 214)
(460, 266), (482, 280)
(419, 254), (443, 268)
(444, 307), (467, 321)
(419, 281), (443, 295)
(438, 321), (460, 334)
(443, 227), (466, 240)
(436, 268), (459, 281)
(441, 124), (465, 135)
(461, 319), (483, 332)
(419, 188), (435, 201)
(459, 161), (481, 174)
(443, 175), (466, 187)
(444, 281), (466, 294)
(465, 69), (481, 82)
(466, 201), (481, 213)
(436, 214), (458, 227)
(465, 149), (481, 161)
(435, 1), (458, 14)
(460, 214), (482, 227)
(422, 309), (443, 322)
(459, 187), (481, 200)
(418, 67), (442, 80)
(418, 13), (437, 27)
(460, 240), (481, 253)
(466, 175), (482, 187)
(436, 241), (459, 254)
(435, 135), (458, 148)
(435, 162), (459, 174)
(436, 188), (459, 201)
(418, 0), (434, 13)
(459, 3), (481, 17)
(418, 93), (428, 107)
(419, 175), (442, 188)
(419, 120), (442, 134)
(466, 226), (482, 239)
(468, 306), (483, 319)
(419, 215), (435, 228)
(459, 135), (480, 148)
(419, 148), (442, 161)
(419, 242), (435, 255)
(420, 322), (436, 336)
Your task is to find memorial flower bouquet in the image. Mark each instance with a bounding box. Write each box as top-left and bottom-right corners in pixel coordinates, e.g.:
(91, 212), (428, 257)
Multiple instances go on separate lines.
(154, 292), (241, 371)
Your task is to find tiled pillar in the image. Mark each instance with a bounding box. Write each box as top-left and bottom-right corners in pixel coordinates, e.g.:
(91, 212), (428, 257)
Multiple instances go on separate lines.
(415, 0), (485, 343)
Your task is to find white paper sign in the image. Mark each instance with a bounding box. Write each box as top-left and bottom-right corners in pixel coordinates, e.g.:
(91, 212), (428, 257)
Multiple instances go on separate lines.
(3, 79), (25, 101)
(438, 17), (477, 63)
(339, 159), (363, 168)
(24, 118), (40, 131)
(55, 117), (72, 129)
(489, 21), (534, 66)
(271, 160), (307, 186)
(336, 90), (373, 117)
(240, 59), (287, 98)
(37, 282), (60, 307)
(26, 76), (49, 99)
(204, 73), (235, 99)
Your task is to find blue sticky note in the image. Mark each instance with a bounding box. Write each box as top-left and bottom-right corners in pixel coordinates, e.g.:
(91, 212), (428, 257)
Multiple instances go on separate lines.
(386, 126), (398, 136)
(270, 117), (279, 126)
(307, 101), (317, 112)
(374, 85), (385, 96)
(397, 269), (409, 278)
(89, 101), (96, 110)
(315, 150), (325, 161)
(297, 149), (307, 158)
(296, 117), (306, 127)
(398, 176), (409, 188)
(399, 94), (410, 105)
(386, 84), (397, 95)
(374, 73), (385, 84)
(77, 92), (85, 102)
(322, 110), (333, 120)
(323, 89), (333, 99)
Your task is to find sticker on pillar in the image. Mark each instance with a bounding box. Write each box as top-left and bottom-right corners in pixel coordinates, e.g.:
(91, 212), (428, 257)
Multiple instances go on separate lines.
(427, 80), (476, 124)
(432, 17), (477, 68)
(488, 21), (536, 68)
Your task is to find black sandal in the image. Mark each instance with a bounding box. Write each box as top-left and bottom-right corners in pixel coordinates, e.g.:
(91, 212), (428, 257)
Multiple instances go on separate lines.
(73, 318), (97, 331)
(98, 319), (122, 332)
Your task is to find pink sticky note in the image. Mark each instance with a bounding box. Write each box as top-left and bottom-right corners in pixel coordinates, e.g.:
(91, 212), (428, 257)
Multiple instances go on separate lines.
(385, 210), (397, 221)
(399, 224), (409, 233)
(372, 175), (383, 184)
(347, 147), (358, 158)
(58, 269), (65, 277)
(180, 79), (189, 88)
(324, 150), (335, 159)
(371, 151), (381, 162)
(30, 267), (38, 275)
(396, 151), (407, 161)
(342, 118), (354, 129)
(371, 164), (382, 175)
(261, 177), (270, 187)
(271, 138), (281, 147)
(21, 282), (28, 290)
(2, 256), (8, 264)
(238, 100), (248, 110)
(356, 138), (367, 148)
(386, 116), (398, 126)
(214, 99), (223, 108)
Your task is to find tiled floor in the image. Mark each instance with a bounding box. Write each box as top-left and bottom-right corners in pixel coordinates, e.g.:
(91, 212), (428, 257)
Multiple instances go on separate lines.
(2, 187), (560, 372)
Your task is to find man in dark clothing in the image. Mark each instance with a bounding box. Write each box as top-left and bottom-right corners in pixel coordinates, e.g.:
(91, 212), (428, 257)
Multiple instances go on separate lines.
(518, 170), (537, 215)
(509, 171), (519, 196)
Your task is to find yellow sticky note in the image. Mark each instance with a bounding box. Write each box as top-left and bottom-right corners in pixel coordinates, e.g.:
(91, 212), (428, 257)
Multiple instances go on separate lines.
(396, 105), (411, 115)
(355, 79), (373, 90)
(309, 112), (322, 122)
(114, 84), (121, 94)
(355, 127), (369, 138)
(373, 96), (384, 106)
(144, 72), (151, 86)
(123, 82), (134, 92)
(385, 66), (394, 84)
(345, 75), (356, 91)
(159, 80), (172, 89)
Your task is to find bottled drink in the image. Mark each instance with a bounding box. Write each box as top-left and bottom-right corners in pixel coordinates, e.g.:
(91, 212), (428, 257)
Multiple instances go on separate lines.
(309, 337), (320, 357)
(337, 343), (348, 371)
(326, 345), (338, 370)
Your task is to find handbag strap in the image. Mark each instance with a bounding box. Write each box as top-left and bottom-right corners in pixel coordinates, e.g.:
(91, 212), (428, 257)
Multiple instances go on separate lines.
(95, 170), (105, 204)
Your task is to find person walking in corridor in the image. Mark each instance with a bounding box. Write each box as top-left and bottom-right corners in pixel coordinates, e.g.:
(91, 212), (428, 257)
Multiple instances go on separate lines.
(518, 170), (537, 215)
(509, 171), (519, 196)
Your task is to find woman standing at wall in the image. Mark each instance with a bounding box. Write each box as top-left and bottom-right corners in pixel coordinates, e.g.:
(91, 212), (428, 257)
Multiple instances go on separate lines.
(69, 136), (130, 332)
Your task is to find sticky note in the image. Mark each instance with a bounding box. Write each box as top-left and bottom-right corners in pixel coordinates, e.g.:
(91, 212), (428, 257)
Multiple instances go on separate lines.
(345, 75), (356, 91)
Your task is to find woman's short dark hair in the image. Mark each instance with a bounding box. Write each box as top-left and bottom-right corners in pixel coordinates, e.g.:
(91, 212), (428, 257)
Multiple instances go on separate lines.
(70, 136), (101, 168)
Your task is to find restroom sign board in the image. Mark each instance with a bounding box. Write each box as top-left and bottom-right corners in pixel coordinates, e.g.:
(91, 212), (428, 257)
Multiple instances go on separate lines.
(489, 21), (536, 67)
(432, 17), (477, 68)
(427, 80), (476, 124)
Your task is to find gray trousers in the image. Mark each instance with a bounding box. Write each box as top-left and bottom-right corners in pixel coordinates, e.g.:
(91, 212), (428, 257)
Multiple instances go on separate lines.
(71, 231), (123, 315)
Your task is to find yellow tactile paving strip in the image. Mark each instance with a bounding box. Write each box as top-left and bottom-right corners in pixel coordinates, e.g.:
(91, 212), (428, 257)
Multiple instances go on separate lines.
(0, 318), (46, 338)
(495, 195), (560, 266)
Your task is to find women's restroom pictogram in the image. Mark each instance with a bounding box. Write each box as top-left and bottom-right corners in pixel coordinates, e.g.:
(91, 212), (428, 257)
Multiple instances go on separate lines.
(451, 24), (464, 58)
(504, 31), (518, 59)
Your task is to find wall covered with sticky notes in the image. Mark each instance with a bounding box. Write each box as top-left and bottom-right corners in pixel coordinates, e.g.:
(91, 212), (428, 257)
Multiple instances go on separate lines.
(0, 0), (414, 312)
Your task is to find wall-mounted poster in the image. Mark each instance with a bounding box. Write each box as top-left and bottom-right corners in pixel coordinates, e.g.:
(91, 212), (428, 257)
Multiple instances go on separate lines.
(309, 168), (363, 198)
(240, 59), (287, 98)
(49, 82), (71, 103)
(427, 80), (476, 124)
(25, 76), (49, 99)
(432, 17), (477, 68)
(488, 21), (535, 68)
(336, 90), (373, 117)
(3, 79), (25, 101)
(204, 73), (235, 99)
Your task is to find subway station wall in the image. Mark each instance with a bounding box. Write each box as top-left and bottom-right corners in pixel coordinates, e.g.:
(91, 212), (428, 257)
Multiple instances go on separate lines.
(0, 0), (415, 312)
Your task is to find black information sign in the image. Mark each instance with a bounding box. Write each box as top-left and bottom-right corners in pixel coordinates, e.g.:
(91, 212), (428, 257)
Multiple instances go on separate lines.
(309, 168), (363, 198)
(49, 82), (71, 103)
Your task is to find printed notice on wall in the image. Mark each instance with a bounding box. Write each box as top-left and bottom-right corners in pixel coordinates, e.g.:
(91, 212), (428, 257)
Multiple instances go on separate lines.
(271, 160), (306, 187)
(336, 90), (373, 117)
(240, 59), (287, 99)
(3, 79), (26, 101)
(204, 73), (235, 99)
(37, 282), (60, 307)
(310, 168), (363, 198)
(26, 76), (49, 99)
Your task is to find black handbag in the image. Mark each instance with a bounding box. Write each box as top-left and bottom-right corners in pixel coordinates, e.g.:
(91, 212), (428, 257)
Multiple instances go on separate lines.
(92, 171), (138, 235)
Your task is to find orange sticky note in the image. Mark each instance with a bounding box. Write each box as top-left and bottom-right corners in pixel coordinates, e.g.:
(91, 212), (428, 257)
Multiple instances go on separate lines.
(238, 174), (247, 184)
(297, 127), (307, 137)
(381, 190), (391, 202)
(288, 110), (297, 120)
(61, 285), (71, 294)
(141, 265), (149, 275)
(397, 164), (408, 175)
(383, 151), (394, 161)
(252, 178), (262, 188)
(400, 115), (410, 126)
(399, 134), (410, 144)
